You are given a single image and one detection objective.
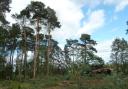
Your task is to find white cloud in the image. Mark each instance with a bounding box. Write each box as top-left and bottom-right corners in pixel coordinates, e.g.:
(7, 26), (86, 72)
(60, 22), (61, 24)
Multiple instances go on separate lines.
(84, 0), (103, 9)
(95, 39), (113, 62)
(103, 0), (118, 5)
(115, 0), (128, 12)
(77, 10), (105, 36)
(6, 0), (31, 23)
(30, 0), (84, 44)
(103, 0), (128, 12)
(70, 0), (86, 7)
(82, 0), (128, 12)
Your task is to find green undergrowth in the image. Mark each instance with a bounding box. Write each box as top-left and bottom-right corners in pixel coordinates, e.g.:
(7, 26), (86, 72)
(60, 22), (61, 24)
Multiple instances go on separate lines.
(0, 74), (128, 89)
(0, 75), (64, 89)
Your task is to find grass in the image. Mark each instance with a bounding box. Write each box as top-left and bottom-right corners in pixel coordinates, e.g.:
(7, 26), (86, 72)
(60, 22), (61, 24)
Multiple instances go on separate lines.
(0, 74), (128, 89)
(0, 75), (63, 89)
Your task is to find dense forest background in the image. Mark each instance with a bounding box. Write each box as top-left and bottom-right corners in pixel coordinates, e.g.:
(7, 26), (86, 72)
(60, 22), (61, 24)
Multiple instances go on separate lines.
(0, 0), (128, 89)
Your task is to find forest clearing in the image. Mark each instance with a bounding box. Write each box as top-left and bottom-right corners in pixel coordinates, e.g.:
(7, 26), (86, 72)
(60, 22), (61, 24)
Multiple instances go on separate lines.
(0, 0), (128, 89)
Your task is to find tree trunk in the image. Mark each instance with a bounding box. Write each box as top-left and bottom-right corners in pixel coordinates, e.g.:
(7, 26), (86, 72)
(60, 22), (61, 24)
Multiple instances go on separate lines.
(33, 17), (40, 78)
(46, 24), (51, 76)
(84, 46), (87, 64)
(23, 44), (27, 79)
(24, 30), (27, 79)
(22, 17), (28, 79)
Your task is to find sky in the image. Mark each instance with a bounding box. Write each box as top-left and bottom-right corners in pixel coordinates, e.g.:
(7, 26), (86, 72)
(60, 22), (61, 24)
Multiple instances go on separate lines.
(6, 0), (128, 62)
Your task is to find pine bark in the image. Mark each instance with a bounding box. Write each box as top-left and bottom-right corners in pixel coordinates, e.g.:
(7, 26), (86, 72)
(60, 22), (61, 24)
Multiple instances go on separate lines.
(33, 17), (40, 78)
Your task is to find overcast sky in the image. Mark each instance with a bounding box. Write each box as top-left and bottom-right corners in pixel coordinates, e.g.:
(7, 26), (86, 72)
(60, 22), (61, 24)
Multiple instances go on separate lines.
(6, 0), (128, 62)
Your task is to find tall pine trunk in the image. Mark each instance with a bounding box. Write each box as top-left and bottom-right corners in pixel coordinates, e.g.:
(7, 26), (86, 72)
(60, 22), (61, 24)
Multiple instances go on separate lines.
(22, 17), (27, 79)
(46, 24), (51, 76)
(23, 33), (27, 79)
(33, 17), (40, 78)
